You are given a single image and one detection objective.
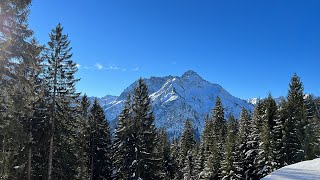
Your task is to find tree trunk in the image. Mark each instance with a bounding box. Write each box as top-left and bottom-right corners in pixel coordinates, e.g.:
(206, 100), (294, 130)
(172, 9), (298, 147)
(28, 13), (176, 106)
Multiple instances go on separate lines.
(90, 132), (94, 180)
(80, 130), (85, 180)
(80, 149), (84, 180)
(2, 136), (6, 177)
(48, 134), (53, 180)
(48, 52), (58, 180)
(27, 128), (32, 180)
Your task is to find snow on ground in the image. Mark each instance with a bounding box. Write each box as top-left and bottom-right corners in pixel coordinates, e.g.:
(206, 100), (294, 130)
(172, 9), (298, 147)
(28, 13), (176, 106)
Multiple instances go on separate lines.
(262, 158), (320, 180)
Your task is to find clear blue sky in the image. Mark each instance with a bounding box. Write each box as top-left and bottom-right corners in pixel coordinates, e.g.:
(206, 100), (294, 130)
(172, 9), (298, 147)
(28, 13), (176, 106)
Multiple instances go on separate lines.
(29, 0), (320, 99)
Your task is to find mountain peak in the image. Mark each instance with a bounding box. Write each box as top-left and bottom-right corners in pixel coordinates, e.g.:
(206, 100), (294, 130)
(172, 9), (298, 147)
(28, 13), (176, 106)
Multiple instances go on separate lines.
(181, 70), (200, 78)
(101, 71), (254, 139)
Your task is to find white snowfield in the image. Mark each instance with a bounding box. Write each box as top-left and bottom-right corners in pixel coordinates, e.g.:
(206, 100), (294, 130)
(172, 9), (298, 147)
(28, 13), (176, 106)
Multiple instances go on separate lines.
(262, 158), (320, 180)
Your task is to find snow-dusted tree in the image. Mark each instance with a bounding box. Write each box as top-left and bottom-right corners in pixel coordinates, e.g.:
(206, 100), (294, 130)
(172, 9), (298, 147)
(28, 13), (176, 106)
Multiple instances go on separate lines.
(157, 129), (176, 179)
(75, 95), (91, 180)
(202, 120), (217, 179)
(221, 115), (238, 180)
(212, 97), (227, 178)
(201, 98), (227, 179)
(314, 98), (320, 157)
(183, 150), (196, 180)
(202, 153), (216, 179)
(285, 74), (305, 164)
(264, 94), (278, 132)
(273, 98), (288, 168)
(246, 110), (259, 180)
(194, 137), (206, 179)
(180, 120), (196, 163)
(250, 96), (272, 177)
(112, 94), (135, 179)
(171, 138), (183, 179)
(179, 120), (196, 180)
(232, 145), (243, 180)
(213, 97), (227, 141)
(89, 99), (112, 180)
(255, 95), (278, 178)
(131, 78), (160, 179)
(237, 108), (257, 179)
(196, 114), (210, 179)
(303, 95), (320, 160)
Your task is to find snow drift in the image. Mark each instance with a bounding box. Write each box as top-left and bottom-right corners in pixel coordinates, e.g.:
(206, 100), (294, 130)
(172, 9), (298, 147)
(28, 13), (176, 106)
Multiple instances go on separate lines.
(262, 158), (320, 180)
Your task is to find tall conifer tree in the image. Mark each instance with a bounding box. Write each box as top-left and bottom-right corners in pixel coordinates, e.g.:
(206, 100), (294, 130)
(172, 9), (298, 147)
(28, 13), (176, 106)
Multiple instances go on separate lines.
(89, 99), (112, 180)
(76, 95), (91, 180)
(237, 108), (253, 179)
(303, 95), (320, 160)
(285, 74), (305, 164)
(0, 1), (44, 179)
(44, 23), (80, 180)
(212, 97), (227, 179)
(221, 115), (238, 179)
(157, 129), (176, 179)
(273, 99), (288, 167)
(180, 120), (196, 180)
(112, 94), (135, 179)
(131, 79), (159, 179)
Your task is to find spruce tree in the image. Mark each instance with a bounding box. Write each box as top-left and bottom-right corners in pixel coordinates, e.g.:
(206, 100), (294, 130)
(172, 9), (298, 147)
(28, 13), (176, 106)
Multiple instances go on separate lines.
(14, 40), (45, 180)
(256, 94), (278, 178)
(76, 95), (91, 180)
(264, 94), (278, 132)
(201, 97), (227, 179)
(180, 120), (196, 162)
(232, 143), (243, 180)
(273, 99), (288, 167)
(246, 110), (259, 180)
(0, 0), (33, 84)
(197, 114), (210, 179)
(180, 120), (196, 179)
(30, 92), (51, 179)
(131, 78), (159, 179)
(44, 23), (80, 180)
(237, 108), (254, 179)
(194, 138), (206, 179)
(183, 150), (196, 180)
(221, 115), (238, 180)
(171, 138), (183, 180)
(0, 1), (45, 179)
(212, 97), (227, 179)
(89, 99), (112, 180)
(303, 95), (320, 160)
(213, 97), (227, 142)
(112, 94), (135, 179)
(157, 129), (175, 179)
(201, 114), (217, 179)
(285, 74), (305, 164)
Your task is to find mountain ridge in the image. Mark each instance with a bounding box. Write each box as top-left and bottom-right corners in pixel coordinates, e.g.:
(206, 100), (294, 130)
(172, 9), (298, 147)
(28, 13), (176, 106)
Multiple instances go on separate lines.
(93, 70), (254, 138)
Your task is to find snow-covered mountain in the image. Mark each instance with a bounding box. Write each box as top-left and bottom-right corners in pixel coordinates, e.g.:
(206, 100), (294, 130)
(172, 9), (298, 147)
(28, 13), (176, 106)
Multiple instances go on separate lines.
(247, 98), (261, 105)
(98, 70), (254, 138)
(246, 97), (284, 105)
(247, 94), (318, 106)
(88, 95), (118, 105)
